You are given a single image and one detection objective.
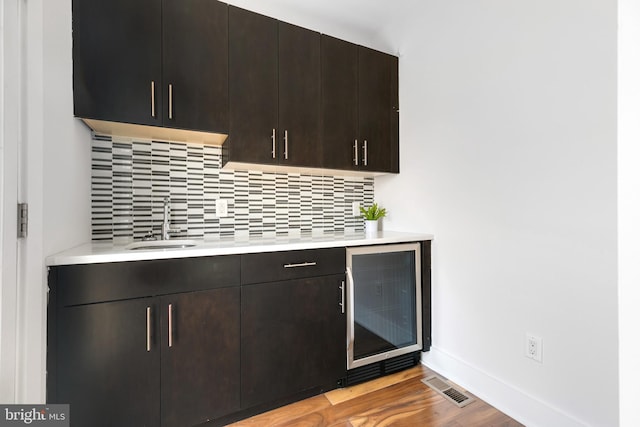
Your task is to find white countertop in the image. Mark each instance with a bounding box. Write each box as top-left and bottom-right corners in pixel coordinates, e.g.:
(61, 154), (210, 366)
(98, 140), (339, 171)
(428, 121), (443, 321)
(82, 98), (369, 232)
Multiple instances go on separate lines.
(46, 231), (434, 266)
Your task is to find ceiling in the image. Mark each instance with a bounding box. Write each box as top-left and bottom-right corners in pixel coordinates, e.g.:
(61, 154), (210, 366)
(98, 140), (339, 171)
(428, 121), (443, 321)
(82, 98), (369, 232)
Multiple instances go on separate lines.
(225, 0), (422, 53)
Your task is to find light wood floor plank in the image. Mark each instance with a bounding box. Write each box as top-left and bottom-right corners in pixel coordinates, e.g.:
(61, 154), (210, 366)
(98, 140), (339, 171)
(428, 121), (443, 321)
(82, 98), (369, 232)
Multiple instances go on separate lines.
(325, 365), (427, 405)
(228, 364), (524, 427)
(227, 395), (332, 427)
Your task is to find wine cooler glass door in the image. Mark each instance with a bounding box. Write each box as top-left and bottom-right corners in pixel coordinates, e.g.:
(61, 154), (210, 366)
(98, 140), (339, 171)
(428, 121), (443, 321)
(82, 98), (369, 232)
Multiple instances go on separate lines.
(346, 243), (422, 369)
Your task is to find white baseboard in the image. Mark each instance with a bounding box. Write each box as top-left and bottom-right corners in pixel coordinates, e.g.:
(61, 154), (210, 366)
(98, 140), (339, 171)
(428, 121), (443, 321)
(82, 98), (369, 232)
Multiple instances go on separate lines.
(421, 347), (588, 427)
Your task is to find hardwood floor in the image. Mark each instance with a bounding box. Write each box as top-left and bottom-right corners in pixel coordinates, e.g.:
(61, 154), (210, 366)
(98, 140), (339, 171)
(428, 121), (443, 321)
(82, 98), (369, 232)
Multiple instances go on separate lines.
(228, 365), (524, 426)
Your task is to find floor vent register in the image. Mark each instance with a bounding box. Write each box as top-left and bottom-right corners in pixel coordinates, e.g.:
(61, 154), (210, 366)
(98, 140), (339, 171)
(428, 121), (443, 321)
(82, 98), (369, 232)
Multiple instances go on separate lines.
(422, 375), (476, 408)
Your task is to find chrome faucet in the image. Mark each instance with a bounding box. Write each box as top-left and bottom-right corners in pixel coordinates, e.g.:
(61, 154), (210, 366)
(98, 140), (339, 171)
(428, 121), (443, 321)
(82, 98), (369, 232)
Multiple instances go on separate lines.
(161, 197), (180, 240)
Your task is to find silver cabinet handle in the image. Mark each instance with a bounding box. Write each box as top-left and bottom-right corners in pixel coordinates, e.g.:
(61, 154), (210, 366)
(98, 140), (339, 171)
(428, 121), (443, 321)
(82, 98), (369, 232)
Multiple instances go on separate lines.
(150, 81), (156, 118)
(339, 281), (345, 314)
(283, 261), (317, 268)
(271, 128), (277, 159)
(353, 140), (359, 166)
(168, 84), (173, 120)
(284, 130), (289, 160)
(146, 306), (152, 352)
(168, 303), (173, 348)
(362, 140), (368, 166)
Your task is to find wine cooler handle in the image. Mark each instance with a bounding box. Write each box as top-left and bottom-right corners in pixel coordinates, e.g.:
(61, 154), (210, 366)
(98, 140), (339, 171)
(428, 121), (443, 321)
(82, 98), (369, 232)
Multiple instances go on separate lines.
(346, 267), (355, 355)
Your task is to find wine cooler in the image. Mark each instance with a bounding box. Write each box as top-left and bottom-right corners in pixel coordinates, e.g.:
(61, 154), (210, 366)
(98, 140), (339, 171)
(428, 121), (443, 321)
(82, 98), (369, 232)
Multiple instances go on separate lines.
(346, 243), (423, 370)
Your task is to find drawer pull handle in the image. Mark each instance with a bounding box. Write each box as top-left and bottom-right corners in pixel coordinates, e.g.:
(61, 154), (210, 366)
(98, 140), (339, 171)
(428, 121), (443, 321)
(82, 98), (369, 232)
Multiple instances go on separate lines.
(283, 262), (317, 268)
(146, 306), (152, 352)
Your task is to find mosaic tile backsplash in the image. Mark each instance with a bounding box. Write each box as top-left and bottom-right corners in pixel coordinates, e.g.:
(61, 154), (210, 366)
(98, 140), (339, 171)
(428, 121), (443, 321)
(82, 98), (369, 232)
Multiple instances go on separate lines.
(91, 135), (374, 242)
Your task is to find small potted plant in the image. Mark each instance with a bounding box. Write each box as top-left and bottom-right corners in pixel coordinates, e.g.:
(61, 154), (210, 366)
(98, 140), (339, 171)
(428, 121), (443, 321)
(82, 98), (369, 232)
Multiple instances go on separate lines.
(360, 203), (387, 236)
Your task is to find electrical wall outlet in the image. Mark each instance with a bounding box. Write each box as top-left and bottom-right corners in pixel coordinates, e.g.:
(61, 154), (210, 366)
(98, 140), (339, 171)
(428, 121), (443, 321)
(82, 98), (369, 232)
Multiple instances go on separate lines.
(352, 201), (360, 217)
(525, 333), (543, 363)
(216, 199), (228, 218)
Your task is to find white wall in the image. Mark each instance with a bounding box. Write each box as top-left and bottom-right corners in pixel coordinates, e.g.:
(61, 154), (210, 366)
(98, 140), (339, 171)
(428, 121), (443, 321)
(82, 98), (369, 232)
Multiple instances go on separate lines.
(618, 0), (640, 426)
(9, 0), (91, 402)
(377, 1), (618, 426)
(42, 0), (91, 256)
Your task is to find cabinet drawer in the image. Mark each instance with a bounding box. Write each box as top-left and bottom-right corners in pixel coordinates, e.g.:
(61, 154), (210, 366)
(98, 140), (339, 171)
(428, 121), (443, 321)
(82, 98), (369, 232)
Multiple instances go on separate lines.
(55, 255), (240, 306)
(241, 248), (345, 285)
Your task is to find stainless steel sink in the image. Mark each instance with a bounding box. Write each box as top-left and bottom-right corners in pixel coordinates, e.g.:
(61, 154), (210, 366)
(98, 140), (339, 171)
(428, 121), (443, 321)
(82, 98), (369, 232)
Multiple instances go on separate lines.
(125, 239), (199, 251)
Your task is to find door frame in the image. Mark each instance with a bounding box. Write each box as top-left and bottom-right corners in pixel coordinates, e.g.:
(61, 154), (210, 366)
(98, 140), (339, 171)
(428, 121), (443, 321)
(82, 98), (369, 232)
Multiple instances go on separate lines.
(0, 0), (22, 403)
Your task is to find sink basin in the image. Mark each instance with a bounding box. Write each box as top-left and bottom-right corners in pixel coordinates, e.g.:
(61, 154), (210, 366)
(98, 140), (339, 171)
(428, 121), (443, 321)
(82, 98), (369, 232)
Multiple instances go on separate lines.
(125, 239), (199, 251)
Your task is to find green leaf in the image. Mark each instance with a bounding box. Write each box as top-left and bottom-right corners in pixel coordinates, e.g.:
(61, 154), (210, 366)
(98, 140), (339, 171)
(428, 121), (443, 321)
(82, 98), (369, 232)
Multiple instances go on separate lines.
(359, 203), (387, 220)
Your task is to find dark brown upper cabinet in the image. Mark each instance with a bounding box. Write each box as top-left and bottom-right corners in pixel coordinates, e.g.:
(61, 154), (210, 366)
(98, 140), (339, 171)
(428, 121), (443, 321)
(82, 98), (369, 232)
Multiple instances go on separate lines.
(321, 35), (359, 171)
(390, 55), (400, 173)
(227, 7), (322, 168)
(73, 0), (397, 173)
(162, 0), (228, 133)
(72, 0), (162, 126)
(321, 39), (399, 173)
(72, 0), (228, 134)
(227, 6), (279, 165)
(358, 47), (399, 173)
(277, 22), (322, 167)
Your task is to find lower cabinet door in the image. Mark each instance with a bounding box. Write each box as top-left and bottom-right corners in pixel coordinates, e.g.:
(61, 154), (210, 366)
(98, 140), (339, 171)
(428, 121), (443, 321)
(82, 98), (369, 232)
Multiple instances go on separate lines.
(57, 298), (161, 427)
(241, 275), (346, 409)
(160, 287), (241, 427)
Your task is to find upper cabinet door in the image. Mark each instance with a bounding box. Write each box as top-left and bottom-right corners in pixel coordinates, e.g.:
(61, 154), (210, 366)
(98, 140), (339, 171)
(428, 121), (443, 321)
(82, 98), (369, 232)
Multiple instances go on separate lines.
(321, 36), (358, 171)
(278, 22), (322, 167)
(228, 6), (279, 165)
(162, 0), (228, 134)
(389, 55), (400, 173)
(72, 0), (162, 126)
(358, 47), (396, 173)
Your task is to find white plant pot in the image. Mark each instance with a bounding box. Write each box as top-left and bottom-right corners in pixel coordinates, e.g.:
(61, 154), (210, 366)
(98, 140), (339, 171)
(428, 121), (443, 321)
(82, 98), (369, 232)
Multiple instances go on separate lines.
(365, 220), (379, 237)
